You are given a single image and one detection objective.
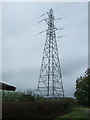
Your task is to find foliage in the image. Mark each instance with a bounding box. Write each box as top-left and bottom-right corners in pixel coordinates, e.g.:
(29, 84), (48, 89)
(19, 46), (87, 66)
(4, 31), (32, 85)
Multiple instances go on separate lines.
(2, 90), (35, 102)
(74, 68), (90, 106)
(2, 98), (75, 120)
(1, 90), (77, 119)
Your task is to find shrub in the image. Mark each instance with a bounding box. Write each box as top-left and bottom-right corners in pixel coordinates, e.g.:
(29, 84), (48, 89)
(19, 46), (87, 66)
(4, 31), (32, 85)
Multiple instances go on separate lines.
(2, 98), (76, 120)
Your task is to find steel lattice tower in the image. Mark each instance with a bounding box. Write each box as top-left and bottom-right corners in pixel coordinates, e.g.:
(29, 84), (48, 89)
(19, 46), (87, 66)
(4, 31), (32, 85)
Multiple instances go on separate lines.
(37, 9), (64, 98)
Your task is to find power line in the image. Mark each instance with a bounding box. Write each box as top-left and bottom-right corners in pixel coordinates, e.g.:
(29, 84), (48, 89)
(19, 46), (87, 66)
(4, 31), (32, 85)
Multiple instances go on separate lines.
(5, 5), (87, 40)
(62, 19), (88, 27)
(57, 20), (88, 31)
(5, 17), (88, 52)
(36, 13), (47, 20)
(55, 3), (89, 16)
(57, 30), (88, 39)
(4, 4), (88, 55)
(5, 12), (47, 39)
(5, 25), (88, 58)
(68, 30), (88, 36)
(5, 15), (88, 48)
(7, 11), (87, 42)
(54, 3), (75, 12)
(56, 5), (88, 20)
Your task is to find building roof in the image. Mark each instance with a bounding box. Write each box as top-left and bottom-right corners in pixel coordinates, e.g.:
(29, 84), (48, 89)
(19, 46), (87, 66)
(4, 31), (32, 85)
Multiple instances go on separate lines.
(0, 82), (16, 91)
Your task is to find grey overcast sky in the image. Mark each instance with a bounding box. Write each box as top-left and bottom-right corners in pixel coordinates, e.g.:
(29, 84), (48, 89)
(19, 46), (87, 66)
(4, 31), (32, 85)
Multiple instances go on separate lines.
(1, 2), (88, 97)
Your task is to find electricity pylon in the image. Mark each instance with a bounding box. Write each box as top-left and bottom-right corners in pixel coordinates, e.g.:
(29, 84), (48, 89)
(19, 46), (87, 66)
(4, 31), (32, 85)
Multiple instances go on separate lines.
(37, 9), (64, 98)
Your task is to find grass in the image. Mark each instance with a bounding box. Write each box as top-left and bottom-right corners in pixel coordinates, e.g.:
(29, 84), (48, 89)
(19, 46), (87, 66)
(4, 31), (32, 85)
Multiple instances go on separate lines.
(56, 105), (90, 120)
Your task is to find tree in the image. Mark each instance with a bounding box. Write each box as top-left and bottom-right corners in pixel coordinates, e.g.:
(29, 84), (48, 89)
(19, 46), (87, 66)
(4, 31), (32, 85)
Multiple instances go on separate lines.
(74, 69), (90, 106)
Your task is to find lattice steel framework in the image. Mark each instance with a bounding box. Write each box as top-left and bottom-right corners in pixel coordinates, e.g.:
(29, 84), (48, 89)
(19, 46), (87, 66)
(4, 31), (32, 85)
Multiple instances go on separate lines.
(37, 9), (64, 98)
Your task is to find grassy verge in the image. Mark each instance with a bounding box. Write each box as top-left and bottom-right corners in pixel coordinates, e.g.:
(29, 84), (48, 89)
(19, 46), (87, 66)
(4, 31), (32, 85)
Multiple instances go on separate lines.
(56, 106), (90, 120)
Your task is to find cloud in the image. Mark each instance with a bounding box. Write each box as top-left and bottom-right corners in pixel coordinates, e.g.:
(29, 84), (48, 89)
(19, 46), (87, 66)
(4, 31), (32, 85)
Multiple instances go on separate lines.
(2, 68), (39, 90)
(2, 2), (88, 97)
